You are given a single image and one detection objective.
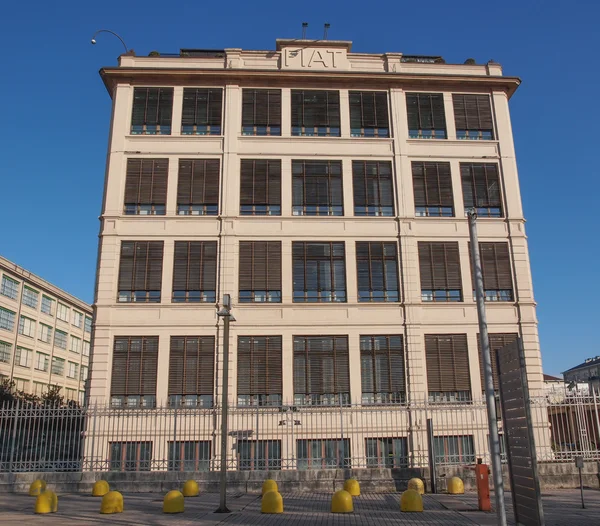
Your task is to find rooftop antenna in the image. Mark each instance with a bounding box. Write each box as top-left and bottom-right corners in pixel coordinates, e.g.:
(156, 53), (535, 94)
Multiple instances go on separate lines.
(323, 23), (330, 40)
(302, 22), (308, 40)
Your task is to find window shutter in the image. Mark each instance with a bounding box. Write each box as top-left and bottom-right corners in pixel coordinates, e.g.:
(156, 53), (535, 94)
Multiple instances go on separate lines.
(168, 336), (215, 396)
(172, 241), (218, 299)
(477, 333), (518, 390)
(177, 159), (220, 207)
(478, 242), (513, 291)
(412, 162), (453, 208)
(240, 159), (281, 207)
(349, 91), (389, 130)
(356, 242), (399, 301)
(242, 89), (281, 128)
(124, 159), (168, 208)
(237, 336), (282, 396)
(131, 88), (173, 129)
(425, 334), (471, 393)
(292, 160), (343, 210)
(292, 242), (347, 302)
(111, 336), (158, 397)
(418, 242), (462, 290)
(406, 93), (446, 131)
(238, 241), (281, 295)
(352, 161), (394, 214)
(360, 335), (405, 395)
(460, 163), (502, 214)
(291, 90), (340, 128)
(118, 241), (164, 293)
(453, 94), (494, 133)
(182, 88), (223, 128)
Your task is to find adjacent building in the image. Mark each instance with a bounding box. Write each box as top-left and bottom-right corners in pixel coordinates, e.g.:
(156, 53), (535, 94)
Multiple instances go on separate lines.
(0, 256), (92, 403)
(563, 357), (600, 392)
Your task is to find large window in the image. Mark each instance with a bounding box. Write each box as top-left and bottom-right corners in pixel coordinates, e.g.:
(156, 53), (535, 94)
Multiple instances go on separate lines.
(80, 365), (89, 382)
(0, 341), (11, 363)
(124, 158), (168, 215)
(72, 311), (83, 328)
(83, 340), (91, 357)
(240, 159), (281, 215)
(239, 241), (281, 303)
(172, 241), (217, 303)
(118, 241), (164, 303)
(412, 161), (454, 217)
(237, 336), (282, 406)
(292, 242), (346, 303)
(131, 87), (173, 135)
(293, 336), (349, 406)
(70, 336), (81, 354)
(35, 352), (49, 372)
(425, 334), (471, 402)
(0, 275), (19, 300)
(461, 163), (502, 217)
(15, 347), (32, 368)
(365, 437), (408, 468)
(177, 159), (220, 215)
(433, 435), (475, 465)
(297, 439), (350, 470)
(453, 94), (494, 140)
(352, 161), (394, 217)
(38, 324), (52, 343)
(110, 441), (152, 471)
(168, 441), (211, 471)
(360, 335), (405, 404)
(349, 91), (389, 137)
(237, 440), (281, 471)
(57, 303), (69, 322)
(168, 336), (215, 408)
(41, 295), (54, 316)
(418, 242), (462, 302)
(22, 287), (39, 309)
(181, 88), (222, 135)
(18, 316), (36, 338)
(471, 242), (514, 302)
(406, 93), (446, 139)
(84, 316), (92, 333)
(51, 356), (65, 375)
(111, 336), (159, 408)
(291, 90), (340, 137)
(478, 333), (518, 391)
(356, 242), (399, 302)
(292, 160), (343, 216)
(242, 89), (281, 136)
(67, 361), (79, 379)
(0, 307), (16, 332)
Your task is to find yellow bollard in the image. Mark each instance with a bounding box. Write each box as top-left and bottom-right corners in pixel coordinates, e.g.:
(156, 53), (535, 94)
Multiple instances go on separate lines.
(163, 490), (184, 514)
(400, 489), (423, 512)
(261, 490), (283, 514)
(45, 490), (58, 512)
(34, 492), (52, 514)
(100, 490), (124, 514)
(92, 480), (110, 497)
(29, 479), (46, 496)
(407, 477), (425, 495)
(262, 478), (278, 496)
(447, 476), (465, 495)
(331, 489), (353, 513)
(343, 478), (360, 496)
(182, 479), (199, 497)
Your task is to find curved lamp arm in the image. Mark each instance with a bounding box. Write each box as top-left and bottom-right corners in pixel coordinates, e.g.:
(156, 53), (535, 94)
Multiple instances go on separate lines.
(91, 29), (128, 53)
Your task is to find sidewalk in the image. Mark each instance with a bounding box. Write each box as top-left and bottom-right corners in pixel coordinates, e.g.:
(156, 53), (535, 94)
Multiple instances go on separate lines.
(1, 489), (598, 525)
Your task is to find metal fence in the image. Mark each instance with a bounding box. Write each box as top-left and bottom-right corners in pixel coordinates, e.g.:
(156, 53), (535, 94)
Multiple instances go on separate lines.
(1, 391), (599, 473)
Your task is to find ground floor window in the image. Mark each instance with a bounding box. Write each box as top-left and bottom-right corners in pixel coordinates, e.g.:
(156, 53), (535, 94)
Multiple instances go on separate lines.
(236, 440), (281, 471)
(109, 441), (152, 472)
(297, 438), (350, 470)
(365, 437), (408, 468)
(168, 440), (211, 471)
(432, 435), (474, 465)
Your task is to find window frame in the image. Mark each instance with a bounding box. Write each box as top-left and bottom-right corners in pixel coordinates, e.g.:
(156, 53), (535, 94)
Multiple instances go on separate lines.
(237, 440), (282, 471)
(292, 160), (344, 216)
(237, 336), (282, 406)
(118, 241), (164, 303)
(123, 158), (168, 216)
(352, 160), (394, 217)
(296, 438), (350, 470)
(181, 88), (223, 135)
(239, 159), (281, 216)
(172, 241), (217, 303)
(0, 307), (16, 332)
(349, 90), (390, 138)
(360, 335), (405, 404)
(176, 159), (220, 216)
(418, 242), (463, 302)
(110, 441), (153, 471)
(356, 242), (400, 302)
(452, 94), (495, 140)
(168, 441), (212, 472)
(425, 334), (472, 403)
(18, 316), (36, 338)
(460, 163), (503, 218)
(0, 275), (19, 300)
(131, 87), (173, 135)
(291, 89), (341, 137)
(365, 437), (408, 468)
(241, 88), (282, 136)
(238, 241), (282, 303)
(21, 286), (39, 309)
(406, 92), (447, 139)
(412, 161), (454, 217)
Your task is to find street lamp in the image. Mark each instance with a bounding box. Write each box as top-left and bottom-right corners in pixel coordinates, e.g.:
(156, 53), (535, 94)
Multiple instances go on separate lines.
(215, 294), (235, 513)
(90, 29), (129, 54)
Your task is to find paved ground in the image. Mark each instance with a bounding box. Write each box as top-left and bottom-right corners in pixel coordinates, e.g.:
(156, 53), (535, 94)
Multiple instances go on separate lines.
(1, 489), (599, 525)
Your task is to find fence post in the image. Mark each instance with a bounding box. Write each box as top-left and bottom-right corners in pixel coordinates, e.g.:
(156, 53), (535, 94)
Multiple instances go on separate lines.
(339, 397), (344, 467)
(172, 405), (178, 471)
(8, 399), (20, 473)
(426, 418), (436, 494)
(592, 389), (600, 450)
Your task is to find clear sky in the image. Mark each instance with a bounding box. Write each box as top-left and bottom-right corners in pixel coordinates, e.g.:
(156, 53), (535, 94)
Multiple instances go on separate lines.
(0, 0), (597, 376)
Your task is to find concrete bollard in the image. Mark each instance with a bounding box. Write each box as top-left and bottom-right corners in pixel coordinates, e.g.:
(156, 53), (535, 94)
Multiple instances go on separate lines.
(400, 489), (423, 512)
(29, 479), (46, 496)
(182, 479), (199, 497)
(92, 480), (110, 497)
(447, 476), (465, 495)
(34, 492), (53, 514)
(343, 478), (360, 496)
(262, 478), (278, 496)
(331, 490), (353, 513)
(261, 490), (283, 514)
(163, 490), (185, 514)
(407, 477), (425, 495)
(100, 491), (124, 514)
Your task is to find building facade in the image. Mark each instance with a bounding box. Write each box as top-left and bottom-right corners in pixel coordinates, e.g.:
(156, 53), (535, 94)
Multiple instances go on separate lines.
(0, 256), (92, 403)
(88, 39), (543, 470)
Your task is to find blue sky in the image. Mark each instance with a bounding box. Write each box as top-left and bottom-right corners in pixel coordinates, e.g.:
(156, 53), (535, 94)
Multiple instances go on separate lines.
(0, 0), (597, 376)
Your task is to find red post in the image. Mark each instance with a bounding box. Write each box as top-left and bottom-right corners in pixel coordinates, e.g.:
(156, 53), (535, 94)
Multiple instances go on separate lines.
(476, 463), (491, 511)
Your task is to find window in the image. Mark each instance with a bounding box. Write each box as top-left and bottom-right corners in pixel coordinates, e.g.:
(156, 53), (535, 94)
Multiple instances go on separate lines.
(418, 242), (463, 302)
(111, 336), (158, 408)
(356, 242), (399, 302)
(84, 316), (92, 333)
(291, 90), (340, 137)
(33, 381), (46, 396)
(293, 336), (349, 406)
(168, 441), (211, 471)
(18, 316), (36, 338)
(453, 94), (494, 140)
(297, 439), (350, 470)
(237, 440), (281, 471)
(172, 241), (217, 303)
(13, 377), (29, 391)
(22, 287), (39, 309)
(239, 242), (281, 303)
(360, 335), (405, 404)
(0, 341), (12, 363)
(15, 347), (32, 368)
(471, 242), (513, 302)
(239, 159), (281, 215)
(182, 88), (222, 135)
(67, 361), (79, 379)
(38, 324), (52, 343)
(177, 159), (220, 215)
(237, 336), (282, 406)
(365, 437), (408, 468)
(0, 275), (19, 300)
(35, 352), (49, 372)
(292, 160), (343, 216)
(412, 162), (454, 217)
(70, 336), (81, 354)
(406, 93), (446, 139)
(168, 336), (215, 408)
(51, 356), (65, 375)
(433, 435), (475, 465)
(41, 295), (54, 316)
(57, 303), (69, 322)
(65, 388), (77, 400)
(54, 330), (67, 350)
(292, 242), (346, 303)
(72, 310), (83, 328)
(118, 241), (164, 303)
(242, 89), (281, 136)
(461, 163), (502, 217)
(79, 391), (85, 405)
(349, 91), (389, 137)
(123, 159), (168, 215)
(131, 87), (173, 135)
(80, 365), (88, 382)
(83, 340), (90, 357)
(0, 307), (16, 332)
(478, 333), (518, 391)
(110, 441), (152, 471)
(352, 161), (394, 217)
(425, 334), (471, 402)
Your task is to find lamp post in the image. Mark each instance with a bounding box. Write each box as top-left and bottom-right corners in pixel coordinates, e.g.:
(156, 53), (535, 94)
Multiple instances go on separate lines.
(90, 29), (129, 54)
(216, 294), (235, 513)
